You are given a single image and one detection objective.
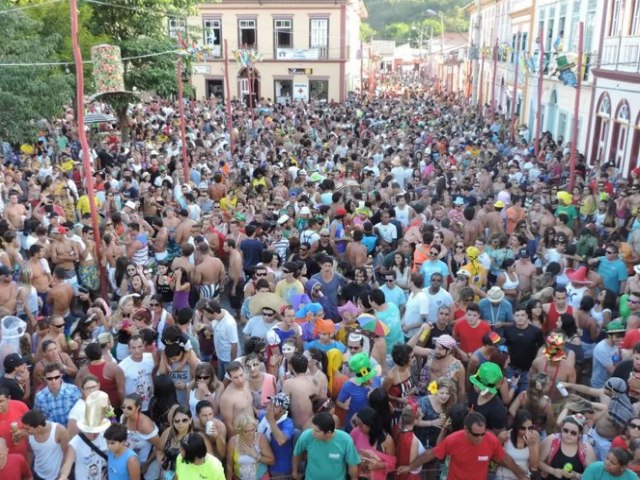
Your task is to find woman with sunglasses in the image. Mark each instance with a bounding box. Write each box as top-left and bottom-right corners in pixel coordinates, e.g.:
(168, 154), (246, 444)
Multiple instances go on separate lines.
(33, 338), (77, 391)
(611, 416), (640, 451)
(446, 242), (467, 282)
(226, 414), (275, 480)
(121, 393), (163, 479)
(495, 409), (540, 480)
(158, 406), (213, 480)
(187, 362), (223, 419)
(539, 415), (595, 480)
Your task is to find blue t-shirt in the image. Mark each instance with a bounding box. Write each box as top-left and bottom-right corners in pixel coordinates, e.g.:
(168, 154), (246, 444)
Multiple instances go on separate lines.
(597, 257), (628, 294)
(591, 339), (618, 388)
(338, 380), (371, 430)
(478, 299), (514, 326)
(582, 461), (639, 480)
(376, 303), (404, 354)
(380, 285), (407, 308)
(258, 413), (295, 475)
(419, 260), (449, 287)
(293, 428), (360, 479)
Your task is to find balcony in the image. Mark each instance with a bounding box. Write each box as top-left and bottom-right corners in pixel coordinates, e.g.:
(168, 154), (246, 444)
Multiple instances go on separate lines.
(600, 36), (640, 73)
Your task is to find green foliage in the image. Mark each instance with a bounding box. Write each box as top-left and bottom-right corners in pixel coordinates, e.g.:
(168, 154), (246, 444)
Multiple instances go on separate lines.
(360, 23), (377, 42)
(363, 0), (469, 38)
(0, 2), (72, 143)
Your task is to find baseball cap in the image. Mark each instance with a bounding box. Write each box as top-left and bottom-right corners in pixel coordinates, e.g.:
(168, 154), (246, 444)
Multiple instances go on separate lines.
(3, 353), (26, 373)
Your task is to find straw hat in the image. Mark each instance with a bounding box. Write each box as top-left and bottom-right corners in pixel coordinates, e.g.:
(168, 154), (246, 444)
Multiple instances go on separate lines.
(487, 286), (505, 303)
(77, 391), (111, 433)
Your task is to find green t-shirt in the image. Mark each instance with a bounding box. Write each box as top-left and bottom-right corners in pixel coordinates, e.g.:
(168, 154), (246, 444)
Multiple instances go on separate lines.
(175, 453), (225, 480)
(554, 204), (578, 228)
(294, 428), (361, 479)
(582, 461), (639, 480)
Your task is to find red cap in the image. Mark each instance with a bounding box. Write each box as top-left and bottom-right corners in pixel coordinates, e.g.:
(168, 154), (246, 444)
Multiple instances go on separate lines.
(57, 226), (68, 234)
(335, 207), (347, 217)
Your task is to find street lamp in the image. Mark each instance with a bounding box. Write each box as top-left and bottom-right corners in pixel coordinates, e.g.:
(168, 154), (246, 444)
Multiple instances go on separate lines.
(425, 9), (445, 89)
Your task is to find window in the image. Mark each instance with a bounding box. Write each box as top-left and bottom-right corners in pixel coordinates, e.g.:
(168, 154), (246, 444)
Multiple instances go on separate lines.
(558, 112), (568, 139)
(203, 19), (221, 58)
(309, 79), (328, 101)
(610, 0), (622, 36)
(168, 18), (186, 39)
(238, 19), (257, 48)
(310, 18), (329, 59)
(632, 0), (640, 35)
(274, 19), (293, 56)
(568, 0), (580, 51)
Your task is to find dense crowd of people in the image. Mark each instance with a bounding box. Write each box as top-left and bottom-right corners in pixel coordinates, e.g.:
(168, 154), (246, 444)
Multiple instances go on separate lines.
(0, 80), (640, 480)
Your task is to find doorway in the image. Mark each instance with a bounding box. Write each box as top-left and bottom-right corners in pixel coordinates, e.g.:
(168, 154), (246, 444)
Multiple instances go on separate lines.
(206, 80), (224, 100)
(238, 67), (260, 107)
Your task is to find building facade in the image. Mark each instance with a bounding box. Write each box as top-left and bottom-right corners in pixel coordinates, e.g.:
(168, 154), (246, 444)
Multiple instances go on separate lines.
(185, 0), (366, 104)
(588, 0), (640, 176)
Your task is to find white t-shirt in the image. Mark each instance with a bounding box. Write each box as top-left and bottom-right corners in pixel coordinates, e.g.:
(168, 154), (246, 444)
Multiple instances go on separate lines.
(243, 316), (277, 340)
(424, 287), (454, 323)
(68, 398), (85, 423)
(69, 432), (107, 480)
(213, 310), (239, 362)
(119, 353), (155, 411)
(374, 222), (398, 244)
(402, 291), (430, 337)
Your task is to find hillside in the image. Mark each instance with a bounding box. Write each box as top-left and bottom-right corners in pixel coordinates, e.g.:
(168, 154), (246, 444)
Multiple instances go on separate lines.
(363, 0), (470, 41)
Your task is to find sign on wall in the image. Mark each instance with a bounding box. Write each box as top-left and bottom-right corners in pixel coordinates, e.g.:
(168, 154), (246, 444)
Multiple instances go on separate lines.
(277, 48), (320, 60)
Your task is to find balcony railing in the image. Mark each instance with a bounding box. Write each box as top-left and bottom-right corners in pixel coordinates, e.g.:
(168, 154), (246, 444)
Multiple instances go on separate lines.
(600, 36), (640, 72)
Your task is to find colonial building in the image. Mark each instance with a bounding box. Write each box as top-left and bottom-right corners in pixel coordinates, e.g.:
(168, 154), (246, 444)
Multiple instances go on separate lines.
(184, 0), (367, 103)
(588, 0), (640, 176)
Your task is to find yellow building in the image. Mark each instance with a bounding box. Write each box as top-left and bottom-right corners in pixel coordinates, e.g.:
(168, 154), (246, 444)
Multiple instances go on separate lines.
(185, 0), (367, 103)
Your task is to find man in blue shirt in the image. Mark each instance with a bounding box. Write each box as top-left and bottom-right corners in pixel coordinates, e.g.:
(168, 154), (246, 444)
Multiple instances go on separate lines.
(33, 364), (81, 427)
(258, 393), (295, 479)
(590, 244), (628, 294)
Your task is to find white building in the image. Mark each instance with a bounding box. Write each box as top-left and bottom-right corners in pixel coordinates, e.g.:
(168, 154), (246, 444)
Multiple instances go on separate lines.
(587, 0), (640, 176)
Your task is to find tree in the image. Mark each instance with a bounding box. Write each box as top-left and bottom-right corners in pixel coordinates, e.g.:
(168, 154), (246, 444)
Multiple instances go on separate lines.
(0, 2), (72, 143)
(360, 23), (377, 42)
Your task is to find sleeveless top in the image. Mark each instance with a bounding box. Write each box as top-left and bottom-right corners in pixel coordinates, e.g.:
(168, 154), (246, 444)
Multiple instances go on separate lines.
(496, 437), (530, 480)
(234, 436), (268, 480)
(107, 448), (137, 480)
(17, 285), (38, 315)
(29, 422), (63, 480)
(168, 359), (193, 406)
(88, 362), (121, 408)
(502, 272), (520, 291)
(544, 304), (573, 335)
(126, 415), (159, 463)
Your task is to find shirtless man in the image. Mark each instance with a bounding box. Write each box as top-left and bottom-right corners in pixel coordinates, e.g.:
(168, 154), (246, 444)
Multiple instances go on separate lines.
(0, 266), (17, 315)
(150, 217), (169, 263)
(47, 267), (74, 331)
(3, 191), (28, 232)
(219, 361), (254, 435)
(174, 208), (196, 247)
(171, 243), (195, 277)
(345, 230), (368, 268)
(529, 334), (576, 404)
(50, 226), (79, 289)
(515, 251), (537, 299)
(28, 244), (52, 300)
(483, 201), (505, 237)
(282, 354), (322, 430)
(193, 243), (225, 300)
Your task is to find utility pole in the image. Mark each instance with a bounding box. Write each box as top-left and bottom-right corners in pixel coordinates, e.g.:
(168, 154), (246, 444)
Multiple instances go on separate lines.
(471, 0), (482, 105)
(569, 22), (584, 191)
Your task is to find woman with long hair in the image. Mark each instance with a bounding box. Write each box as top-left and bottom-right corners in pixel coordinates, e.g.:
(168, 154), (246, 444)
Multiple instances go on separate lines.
(350, 407), (396, 480)
(527, 298), (546, 330)
(509, 373), (555, 434)
(392, 252), (411, 291)
(176, 432), (225, 479)
(612, 416), (640, 451)
(304, 348), (329, 398)
(368, 387), (393, 436)
(447, 241), (468, 282)
(226, 414), (275, 480)
(121, 393), (163, 479)
(16, 264), (39, 330)
(496, 409), (540, 480)
(244, 353), (277, 410)
(188, 362), (224, 418)
(414, 377), (458, 448)
(148, 374), (180, 432)
(382, 344), (416, 423)
(158, 406), (212, 480)
(575, 296), (601, 361)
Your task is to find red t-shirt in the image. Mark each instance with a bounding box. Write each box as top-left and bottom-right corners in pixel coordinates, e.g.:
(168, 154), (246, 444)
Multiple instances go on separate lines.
(453, 320), (492, 354)
(432, 429), (505, 480)
(0, 400), (30, 457)
(622, 329), (640, 350)
(0, 453), (31, 479)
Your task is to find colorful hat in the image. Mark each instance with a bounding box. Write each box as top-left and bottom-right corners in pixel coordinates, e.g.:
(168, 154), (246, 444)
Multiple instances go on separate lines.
(567, 266), (593, 286)
(494, 200), (505, 208)
(267, 392), (291, 410)
(470, 362), (503, 395)
(557, 191), (573, 205)
(544, 333), (567, 361)
(484, 331), (503, 346)
(315, 319), (335, 335)
(466, 246), (480, 259)
(435, 334), (456, 350)
(348, 352), (377, 385)
(606, 320), (626, 335)
(337, 301), (360, 319)
(77, 391), (111, 433)
(453, 197), (465, 206)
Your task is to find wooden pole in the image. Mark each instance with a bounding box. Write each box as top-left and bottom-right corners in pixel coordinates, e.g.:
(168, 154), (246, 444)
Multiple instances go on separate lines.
(224, 40), (234, 155)
(176, 33), (189, 183)
(69, 0), (107, 298)
(569, 22), (584, 191)
(535, 28), (544, 158)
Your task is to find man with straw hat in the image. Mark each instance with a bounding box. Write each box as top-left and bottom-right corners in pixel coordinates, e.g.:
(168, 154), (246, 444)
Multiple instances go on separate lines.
(58, 390), (111, 480)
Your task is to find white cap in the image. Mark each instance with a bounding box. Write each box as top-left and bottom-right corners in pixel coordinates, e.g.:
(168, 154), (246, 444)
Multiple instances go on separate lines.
(300, 206), (311, 215)
(277, 214), (290, 225)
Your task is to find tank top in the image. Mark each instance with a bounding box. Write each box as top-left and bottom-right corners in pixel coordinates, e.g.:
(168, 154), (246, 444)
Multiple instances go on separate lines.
(29, 422), (63, 480)
(17, 285), (38, 315)
(547, 444), (585, 480)
(544, 304), (573, 335)
(496, 438), (530, 480)
(107, 448), (137, 480)
(502, 272), (520, 291)
(88, 362), (121, 408)
(394, 206), (410, 228)
(168, 359), (192, 406)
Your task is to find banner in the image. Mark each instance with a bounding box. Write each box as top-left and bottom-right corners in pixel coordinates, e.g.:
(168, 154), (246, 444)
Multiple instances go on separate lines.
(276, 48), (320, 60)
